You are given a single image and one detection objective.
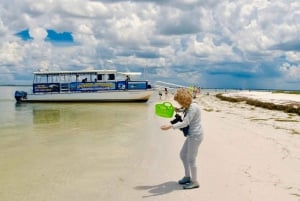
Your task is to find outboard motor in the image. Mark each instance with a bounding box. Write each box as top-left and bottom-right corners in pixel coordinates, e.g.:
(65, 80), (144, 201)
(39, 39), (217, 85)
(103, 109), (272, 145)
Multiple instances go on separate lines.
(15, 91), (27, 103)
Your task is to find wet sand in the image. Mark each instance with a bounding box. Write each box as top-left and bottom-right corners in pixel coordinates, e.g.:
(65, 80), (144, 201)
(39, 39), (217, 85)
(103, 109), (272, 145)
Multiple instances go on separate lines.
(0, 91), (299, 201)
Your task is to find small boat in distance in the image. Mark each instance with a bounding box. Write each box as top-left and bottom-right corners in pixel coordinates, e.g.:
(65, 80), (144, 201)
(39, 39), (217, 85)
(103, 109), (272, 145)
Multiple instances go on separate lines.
(15, 69), (153, 103)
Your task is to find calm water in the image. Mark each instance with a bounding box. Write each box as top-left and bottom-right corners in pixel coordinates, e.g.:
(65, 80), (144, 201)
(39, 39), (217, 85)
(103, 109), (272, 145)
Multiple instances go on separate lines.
(0, 86), (156, 137)
(0, 86), (159, 200)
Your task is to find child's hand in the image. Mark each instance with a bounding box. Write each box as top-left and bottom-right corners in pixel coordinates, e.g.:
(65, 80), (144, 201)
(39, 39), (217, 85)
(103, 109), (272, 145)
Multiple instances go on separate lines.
(175, 107), (184, 112)
(160, 125), (172, 130)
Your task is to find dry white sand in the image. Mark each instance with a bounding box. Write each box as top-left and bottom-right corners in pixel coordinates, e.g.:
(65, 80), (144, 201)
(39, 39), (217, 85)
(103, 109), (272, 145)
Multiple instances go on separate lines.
(129, 93), (300, 201)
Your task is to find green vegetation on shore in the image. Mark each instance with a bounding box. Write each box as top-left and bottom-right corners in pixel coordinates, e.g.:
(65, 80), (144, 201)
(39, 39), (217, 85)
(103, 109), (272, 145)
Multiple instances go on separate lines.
(215, 94), (300, 116)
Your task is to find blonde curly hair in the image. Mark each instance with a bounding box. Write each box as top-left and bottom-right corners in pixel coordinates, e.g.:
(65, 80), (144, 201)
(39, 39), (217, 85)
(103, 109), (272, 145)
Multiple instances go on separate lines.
(173, 88), (192, 109)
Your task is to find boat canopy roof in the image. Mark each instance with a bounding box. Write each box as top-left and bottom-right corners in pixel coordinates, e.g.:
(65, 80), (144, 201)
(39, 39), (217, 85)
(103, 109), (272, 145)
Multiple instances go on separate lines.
(34, 70), (116, 75)
(33, 70), (141, 76)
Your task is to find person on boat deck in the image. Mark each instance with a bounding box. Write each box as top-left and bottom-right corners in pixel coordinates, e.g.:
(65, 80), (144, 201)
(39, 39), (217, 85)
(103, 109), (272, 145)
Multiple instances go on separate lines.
(125, 75), (130, 81)
(160, 88), (204, 190)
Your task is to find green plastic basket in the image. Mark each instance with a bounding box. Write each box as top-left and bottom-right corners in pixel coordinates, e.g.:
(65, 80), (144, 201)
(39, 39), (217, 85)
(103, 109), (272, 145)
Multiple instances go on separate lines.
(155, 102), (175, 118)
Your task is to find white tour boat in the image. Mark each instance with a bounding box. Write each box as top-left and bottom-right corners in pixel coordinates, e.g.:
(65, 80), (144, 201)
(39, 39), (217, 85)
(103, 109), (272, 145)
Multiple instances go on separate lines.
(15, 69), (153, 103)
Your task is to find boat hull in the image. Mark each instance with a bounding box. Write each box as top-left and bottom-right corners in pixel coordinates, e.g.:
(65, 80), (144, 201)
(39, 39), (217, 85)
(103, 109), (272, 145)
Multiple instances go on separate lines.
(17, 90), (153, 103)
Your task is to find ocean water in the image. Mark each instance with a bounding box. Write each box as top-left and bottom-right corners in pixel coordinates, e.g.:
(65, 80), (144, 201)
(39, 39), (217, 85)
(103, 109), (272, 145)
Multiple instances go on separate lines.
(0, 86), (160, 200)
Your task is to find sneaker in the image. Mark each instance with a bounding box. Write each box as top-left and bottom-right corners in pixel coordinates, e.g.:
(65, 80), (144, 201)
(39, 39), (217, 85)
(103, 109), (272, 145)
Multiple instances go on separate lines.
(183, 182), (199, 190)
(178, 176), (191, 185)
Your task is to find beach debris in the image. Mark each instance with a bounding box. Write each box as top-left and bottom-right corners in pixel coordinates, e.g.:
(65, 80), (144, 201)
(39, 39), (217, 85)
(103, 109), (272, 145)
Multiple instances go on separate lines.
(216, 93), (300, 116)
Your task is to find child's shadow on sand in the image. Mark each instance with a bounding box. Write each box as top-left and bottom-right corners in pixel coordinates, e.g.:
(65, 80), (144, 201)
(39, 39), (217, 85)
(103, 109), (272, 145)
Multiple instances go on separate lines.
(135, 181), (182, 198)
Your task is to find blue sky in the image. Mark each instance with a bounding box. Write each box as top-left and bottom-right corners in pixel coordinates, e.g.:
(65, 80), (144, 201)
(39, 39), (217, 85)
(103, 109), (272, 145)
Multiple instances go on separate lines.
(0, 0), (300, 89)
(15, 29), (74, 42)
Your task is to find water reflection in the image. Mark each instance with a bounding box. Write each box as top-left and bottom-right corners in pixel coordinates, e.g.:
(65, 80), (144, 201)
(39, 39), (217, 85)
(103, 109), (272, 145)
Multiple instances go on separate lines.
(15, 102), (152, 130)
(0, 88), (159, 201)
(33, 109), (60, 124)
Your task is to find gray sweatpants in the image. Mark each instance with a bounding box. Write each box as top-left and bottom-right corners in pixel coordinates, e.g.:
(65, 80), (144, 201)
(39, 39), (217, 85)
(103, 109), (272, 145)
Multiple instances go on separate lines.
(180, 135), (203, 181)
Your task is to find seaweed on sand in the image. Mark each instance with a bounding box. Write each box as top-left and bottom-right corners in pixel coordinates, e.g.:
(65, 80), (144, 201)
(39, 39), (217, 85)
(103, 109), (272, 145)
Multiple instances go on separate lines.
(215, 94), (300, 116)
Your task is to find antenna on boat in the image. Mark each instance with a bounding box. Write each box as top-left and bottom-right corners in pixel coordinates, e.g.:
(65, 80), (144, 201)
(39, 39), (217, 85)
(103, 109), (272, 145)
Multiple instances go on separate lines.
(155, 81), (188, 89)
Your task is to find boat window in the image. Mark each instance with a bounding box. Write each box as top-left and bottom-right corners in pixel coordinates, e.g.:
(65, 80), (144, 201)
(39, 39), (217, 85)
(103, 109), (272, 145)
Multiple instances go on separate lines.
(54, 75), (59, 82)
(97, 74), (103, 81)
(108, 74), (115, 80)
(60, 74), (69, 82)
(34, 74), (48, 83)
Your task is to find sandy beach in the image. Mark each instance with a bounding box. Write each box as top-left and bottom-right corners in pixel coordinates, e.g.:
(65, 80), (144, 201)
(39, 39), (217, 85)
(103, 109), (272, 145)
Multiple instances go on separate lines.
(125, 92), (300, 201)
(129, 92), (300, 201)
(0, 90), (299, 201)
